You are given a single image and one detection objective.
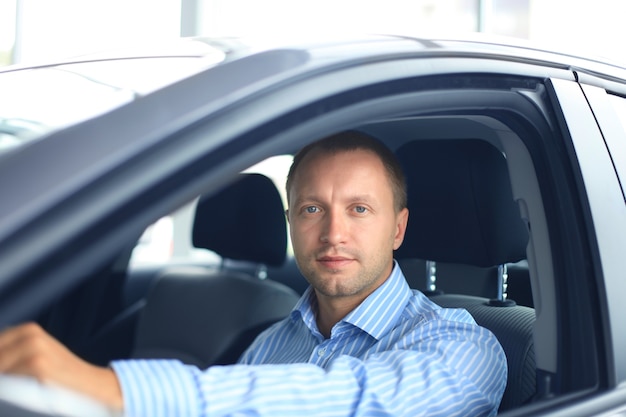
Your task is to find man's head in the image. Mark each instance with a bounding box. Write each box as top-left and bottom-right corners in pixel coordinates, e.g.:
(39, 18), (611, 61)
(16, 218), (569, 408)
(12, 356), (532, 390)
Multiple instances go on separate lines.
(285, 131), (409, 303)
(286, 131), (407, 213)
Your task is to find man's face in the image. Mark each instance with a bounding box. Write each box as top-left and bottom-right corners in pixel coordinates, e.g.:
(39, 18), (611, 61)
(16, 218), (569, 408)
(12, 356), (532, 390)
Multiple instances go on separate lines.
(287, 149), (408, 301)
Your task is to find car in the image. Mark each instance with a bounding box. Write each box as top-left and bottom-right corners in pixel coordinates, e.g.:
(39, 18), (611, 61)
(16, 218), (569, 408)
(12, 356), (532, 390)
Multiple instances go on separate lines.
(0, 34), (625, 416)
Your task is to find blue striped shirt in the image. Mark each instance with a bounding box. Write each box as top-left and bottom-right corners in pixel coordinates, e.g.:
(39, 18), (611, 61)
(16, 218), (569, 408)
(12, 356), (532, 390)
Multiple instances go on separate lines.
(112, 262), (506, 417)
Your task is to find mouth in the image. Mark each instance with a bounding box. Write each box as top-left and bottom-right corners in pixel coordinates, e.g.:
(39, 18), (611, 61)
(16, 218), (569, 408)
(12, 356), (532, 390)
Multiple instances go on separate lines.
(316, 255), (355, 269)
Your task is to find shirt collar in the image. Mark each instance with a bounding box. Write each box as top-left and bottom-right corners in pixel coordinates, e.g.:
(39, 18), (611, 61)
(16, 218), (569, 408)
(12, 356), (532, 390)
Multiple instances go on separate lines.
(291, 261), (412, 340)
(290, 286), (319, 336)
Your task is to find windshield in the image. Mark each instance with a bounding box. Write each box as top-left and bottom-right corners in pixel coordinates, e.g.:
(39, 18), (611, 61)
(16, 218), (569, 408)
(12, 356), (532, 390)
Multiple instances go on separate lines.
(0, 42), (226, 155)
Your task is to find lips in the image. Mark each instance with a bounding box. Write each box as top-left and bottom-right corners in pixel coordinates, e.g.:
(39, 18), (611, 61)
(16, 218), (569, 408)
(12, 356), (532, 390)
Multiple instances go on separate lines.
(317, 255), (355, 269)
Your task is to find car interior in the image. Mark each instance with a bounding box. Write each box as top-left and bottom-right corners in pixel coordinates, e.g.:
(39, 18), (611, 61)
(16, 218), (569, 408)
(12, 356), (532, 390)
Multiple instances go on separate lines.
(31, 96), (568, 414)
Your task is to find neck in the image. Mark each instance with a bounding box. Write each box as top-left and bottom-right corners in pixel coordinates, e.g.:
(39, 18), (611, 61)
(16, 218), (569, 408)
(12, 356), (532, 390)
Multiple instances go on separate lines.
(312, 262), (395, 338)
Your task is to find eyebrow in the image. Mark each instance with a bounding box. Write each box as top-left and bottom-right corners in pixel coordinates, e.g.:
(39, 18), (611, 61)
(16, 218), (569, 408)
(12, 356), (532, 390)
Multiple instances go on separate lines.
(292, 194), (378, 207)
(346, 194), (378, 205)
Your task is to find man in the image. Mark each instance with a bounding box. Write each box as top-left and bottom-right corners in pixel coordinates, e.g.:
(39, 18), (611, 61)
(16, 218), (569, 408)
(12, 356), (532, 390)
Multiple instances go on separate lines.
(0, 131), (507, 416)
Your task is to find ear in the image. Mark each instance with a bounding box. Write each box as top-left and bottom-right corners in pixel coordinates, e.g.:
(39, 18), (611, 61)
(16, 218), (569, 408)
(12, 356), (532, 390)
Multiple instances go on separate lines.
(285, 209), (290, 224)
(393, 208), (409, 250)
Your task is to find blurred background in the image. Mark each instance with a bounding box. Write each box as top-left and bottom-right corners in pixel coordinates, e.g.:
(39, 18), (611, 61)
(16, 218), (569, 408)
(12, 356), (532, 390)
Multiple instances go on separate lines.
(1, 0), (626, 67)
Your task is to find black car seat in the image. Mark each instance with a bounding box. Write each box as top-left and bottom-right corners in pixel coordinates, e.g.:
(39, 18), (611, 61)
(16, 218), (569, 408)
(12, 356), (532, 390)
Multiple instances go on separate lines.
(132, 173), (300, 368)
(394, 139), (536, 412)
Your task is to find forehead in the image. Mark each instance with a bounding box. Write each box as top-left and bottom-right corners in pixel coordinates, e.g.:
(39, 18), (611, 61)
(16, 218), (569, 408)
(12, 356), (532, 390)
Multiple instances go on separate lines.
(291, 148), (392, 196)
(302, 147), (384, 172)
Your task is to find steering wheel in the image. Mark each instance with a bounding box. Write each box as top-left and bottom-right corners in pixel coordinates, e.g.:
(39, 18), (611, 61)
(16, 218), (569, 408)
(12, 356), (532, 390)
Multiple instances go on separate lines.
(0, 374), (121, 417)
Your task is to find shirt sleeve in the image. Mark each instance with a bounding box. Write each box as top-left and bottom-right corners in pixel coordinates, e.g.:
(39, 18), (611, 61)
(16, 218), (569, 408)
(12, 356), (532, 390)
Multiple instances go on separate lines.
(111, 317), (505, 417)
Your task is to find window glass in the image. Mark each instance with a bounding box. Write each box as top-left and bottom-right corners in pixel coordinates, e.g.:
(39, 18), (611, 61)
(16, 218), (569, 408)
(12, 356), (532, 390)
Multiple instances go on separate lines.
(605, 93), (626, 197)
(607, 93), (626, 135)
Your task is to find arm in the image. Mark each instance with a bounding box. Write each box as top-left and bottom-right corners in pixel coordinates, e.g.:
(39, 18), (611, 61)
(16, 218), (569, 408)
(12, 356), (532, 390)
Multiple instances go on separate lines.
(0, 316), (505, 416)
(113, 319), (506, 417)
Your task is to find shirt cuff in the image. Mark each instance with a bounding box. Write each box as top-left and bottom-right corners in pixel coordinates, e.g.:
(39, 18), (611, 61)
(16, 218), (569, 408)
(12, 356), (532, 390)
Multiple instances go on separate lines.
(111, 359), (201, 417)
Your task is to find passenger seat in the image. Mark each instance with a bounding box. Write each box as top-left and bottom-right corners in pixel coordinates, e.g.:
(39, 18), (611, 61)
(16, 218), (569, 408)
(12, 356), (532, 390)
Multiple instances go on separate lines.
(131, 173), (300, 368)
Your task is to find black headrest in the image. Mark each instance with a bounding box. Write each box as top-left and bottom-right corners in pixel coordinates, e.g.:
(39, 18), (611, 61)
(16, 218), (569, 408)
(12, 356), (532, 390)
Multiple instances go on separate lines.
(192, 173), (287, 267)
(395, 139), (528, 267)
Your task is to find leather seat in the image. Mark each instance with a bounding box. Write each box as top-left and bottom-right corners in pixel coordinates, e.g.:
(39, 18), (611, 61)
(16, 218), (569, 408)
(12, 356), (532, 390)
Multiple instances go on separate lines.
(395, 139), (535, 412)
(132, 173), (300, 368)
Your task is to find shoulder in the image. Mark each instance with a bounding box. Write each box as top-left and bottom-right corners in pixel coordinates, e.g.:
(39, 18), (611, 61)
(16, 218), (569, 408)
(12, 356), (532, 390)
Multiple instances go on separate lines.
(404, 289), (477, 324)
(392, 290), (503, 349)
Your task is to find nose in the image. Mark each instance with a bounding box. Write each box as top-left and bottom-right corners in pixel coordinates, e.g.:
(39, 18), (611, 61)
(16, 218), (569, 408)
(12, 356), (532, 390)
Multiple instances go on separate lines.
(320, 209), (347, 245)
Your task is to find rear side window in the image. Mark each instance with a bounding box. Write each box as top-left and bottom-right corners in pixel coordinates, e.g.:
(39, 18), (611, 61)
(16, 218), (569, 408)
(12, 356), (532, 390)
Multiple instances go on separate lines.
(607, 94), (626, 136)
(605, 94), (626, 197)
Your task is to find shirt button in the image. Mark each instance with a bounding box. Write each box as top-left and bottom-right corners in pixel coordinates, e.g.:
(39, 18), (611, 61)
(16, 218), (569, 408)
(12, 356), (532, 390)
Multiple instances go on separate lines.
(317, 347), (326, 356)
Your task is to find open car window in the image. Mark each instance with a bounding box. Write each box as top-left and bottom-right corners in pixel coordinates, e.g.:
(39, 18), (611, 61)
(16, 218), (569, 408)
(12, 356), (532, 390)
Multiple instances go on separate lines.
(129, 154), (294, 268)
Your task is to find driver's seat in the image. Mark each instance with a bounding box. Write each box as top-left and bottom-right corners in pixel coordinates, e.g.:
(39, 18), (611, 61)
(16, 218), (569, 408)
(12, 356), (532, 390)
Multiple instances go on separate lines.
(395, 139), (536, 412)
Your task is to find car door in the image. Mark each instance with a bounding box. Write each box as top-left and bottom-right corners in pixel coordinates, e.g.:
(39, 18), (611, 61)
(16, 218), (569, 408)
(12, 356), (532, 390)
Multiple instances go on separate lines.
(522, 76), (626, 416)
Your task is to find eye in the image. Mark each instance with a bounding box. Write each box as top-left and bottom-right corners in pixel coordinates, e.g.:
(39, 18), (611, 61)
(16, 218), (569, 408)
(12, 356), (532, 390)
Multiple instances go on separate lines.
(305, 206), (319, 214)
(354, 206), (368, 214)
